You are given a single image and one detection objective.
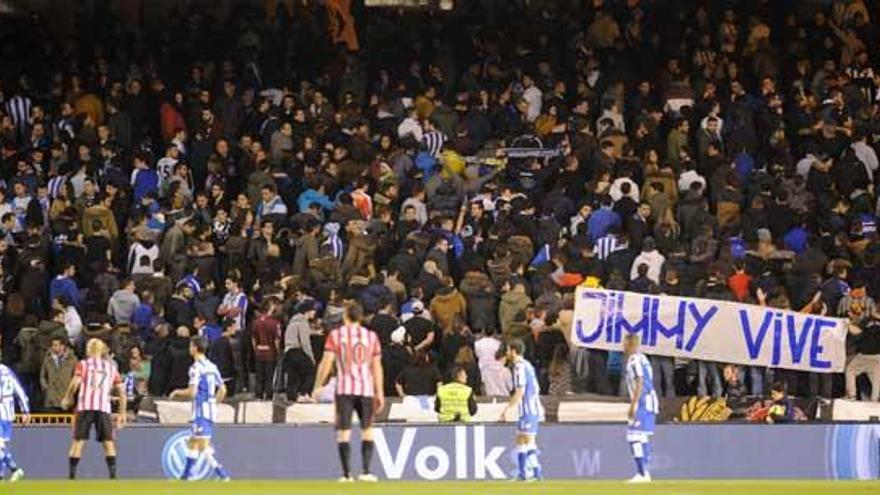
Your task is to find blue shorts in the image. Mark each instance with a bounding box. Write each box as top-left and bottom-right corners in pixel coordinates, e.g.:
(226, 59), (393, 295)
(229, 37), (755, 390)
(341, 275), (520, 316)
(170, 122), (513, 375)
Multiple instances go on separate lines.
(517, 415), (540, 436)
(0, 421), (10, 442)
(627, 410), (656, 437)
(190, 418), (214, 439)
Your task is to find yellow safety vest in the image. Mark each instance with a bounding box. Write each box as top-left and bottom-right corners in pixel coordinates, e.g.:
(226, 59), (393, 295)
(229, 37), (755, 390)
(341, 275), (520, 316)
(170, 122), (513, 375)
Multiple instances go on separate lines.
(436, 382), (473, 422)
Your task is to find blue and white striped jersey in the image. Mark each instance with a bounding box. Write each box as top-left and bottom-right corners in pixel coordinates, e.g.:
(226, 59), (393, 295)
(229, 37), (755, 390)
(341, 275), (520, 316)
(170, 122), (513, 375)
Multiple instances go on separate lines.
(189, 357), (223, 423)
(221, 290), (248, 332)
(513, 358), (544, 419)
(3, 95), (31, 136)
(626, 353), (659, 414)
(421, 130), (447, 157)
(593, 234), (622, 261)
(0, 364), (28, 422)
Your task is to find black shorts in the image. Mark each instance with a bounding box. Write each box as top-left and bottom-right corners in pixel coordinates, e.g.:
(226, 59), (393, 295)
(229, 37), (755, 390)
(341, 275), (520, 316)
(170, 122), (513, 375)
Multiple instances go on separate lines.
(73, 411), (115, 442)
(335, 395), (375, 430)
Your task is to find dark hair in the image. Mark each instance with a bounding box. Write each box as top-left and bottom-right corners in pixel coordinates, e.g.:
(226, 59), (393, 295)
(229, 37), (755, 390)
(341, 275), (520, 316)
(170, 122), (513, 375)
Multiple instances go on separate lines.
(771, 381), (786, 394)
(451, 365), (468, 380)
(344, 301), (364, 323)
(191, 336), (209, 354)
(508, 339), (525, 356)
(411, 350), (431, 366)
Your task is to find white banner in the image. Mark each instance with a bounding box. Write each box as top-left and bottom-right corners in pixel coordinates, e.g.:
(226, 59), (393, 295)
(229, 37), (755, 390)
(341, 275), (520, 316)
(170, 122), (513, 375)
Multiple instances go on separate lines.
(571, 288), (849, 373)
(831, 399), (880, 421)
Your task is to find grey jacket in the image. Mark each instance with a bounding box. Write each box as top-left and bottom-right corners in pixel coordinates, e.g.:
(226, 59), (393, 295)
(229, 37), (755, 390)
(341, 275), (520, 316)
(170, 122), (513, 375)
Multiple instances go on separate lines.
(285, 314), (315, 363)
(108, 290), (140, 324)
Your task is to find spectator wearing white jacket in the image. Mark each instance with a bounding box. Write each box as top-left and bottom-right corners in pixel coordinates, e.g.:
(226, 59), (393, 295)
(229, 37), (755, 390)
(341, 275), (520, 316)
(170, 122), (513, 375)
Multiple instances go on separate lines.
(630, 237), (665, 284)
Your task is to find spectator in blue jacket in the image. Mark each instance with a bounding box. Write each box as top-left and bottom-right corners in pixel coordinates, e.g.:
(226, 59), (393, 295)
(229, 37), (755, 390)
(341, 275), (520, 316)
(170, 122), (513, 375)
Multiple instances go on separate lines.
(587, 196), (621, 244)
(297, 180), (335, 213)
(131, 152), (160, 203)
(49, 262), (81, 311)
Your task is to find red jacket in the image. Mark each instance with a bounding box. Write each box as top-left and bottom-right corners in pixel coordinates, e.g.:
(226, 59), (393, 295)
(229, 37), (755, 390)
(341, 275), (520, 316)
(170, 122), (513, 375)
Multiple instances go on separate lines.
(728, 272), (753, 302)
(160, 102), (186, 142)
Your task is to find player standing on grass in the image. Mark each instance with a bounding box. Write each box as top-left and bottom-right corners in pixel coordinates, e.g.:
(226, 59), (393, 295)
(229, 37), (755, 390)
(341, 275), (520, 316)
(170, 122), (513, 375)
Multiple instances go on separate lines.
(312, 302), (385, 482)
(624, 333), (658, 484)
(500, 340), (544, 481)
(0, 363), (29, 482)
(62, 339), (127, 480)
(169, 336), (231, 481)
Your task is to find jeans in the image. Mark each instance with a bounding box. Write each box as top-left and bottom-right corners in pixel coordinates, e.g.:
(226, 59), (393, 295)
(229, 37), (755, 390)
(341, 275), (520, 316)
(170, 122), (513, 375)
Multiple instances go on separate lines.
(254, 359), (276, 400)
(650, 356), (676, 397)
(809, 372), (833, 399)
(748, 366), (765, 396)
(571, 348), (610, 395)
(696, 361), (722, 397)
(284, 348), (316, 400)
(230, 334), (254, 392)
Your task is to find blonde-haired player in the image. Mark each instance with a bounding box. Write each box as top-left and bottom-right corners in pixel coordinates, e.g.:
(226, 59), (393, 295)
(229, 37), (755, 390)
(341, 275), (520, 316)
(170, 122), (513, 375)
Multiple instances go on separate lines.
(62, 339), (127, 479)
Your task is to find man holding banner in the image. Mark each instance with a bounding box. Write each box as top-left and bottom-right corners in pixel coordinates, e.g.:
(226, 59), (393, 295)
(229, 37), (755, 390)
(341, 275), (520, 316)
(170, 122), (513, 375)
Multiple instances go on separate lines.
(570, 287), (850, 391)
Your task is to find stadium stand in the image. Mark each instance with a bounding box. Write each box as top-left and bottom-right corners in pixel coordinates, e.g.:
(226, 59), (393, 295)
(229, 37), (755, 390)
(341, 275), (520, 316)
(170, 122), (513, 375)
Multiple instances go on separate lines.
(0, 0), (878, 427)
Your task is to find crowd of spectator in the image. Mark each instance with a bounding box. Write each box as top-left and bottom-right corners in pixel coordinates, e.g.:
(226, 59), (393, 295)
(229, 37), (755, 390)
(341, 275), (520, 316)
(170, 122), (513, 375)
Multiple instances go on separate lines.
(2, 0), (880, 414)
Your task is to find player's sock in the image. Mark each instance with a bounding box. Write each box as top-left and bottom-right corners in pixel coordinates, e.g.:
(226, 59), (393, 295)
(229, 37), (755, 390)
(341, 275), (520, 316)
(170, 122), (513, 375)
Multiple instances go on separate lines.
(106, 456), (117, 480)
(642, 441), (652, 476)
(3, 451), (18, 472)
(516, 444), (528, 480)
(204, 450), (230, 480)
(337, 442), (352, 478)
(181, 449), (198, 480)
(361, 440), (375, 474)
(629, 441), (647, 477)
(527, 444), (542, 479)
(68, 457), (80, 480)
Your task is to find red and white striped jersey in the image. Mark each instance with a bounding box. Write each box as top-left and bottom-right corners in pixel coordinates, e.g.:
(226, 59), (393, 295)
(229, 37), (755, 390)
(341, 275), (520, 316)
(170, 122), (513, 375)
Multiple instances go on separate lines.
(75, 358), (121, 414)
(324, 324), (381, 397)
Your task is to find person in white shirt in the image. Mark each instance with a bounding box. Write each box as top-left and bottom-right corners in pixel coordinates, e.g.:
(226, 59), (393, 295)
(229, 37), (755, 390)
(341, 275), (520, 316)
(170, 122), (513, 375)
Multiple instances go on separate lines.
(570, 203), (592, 237)
(156, 145), (180, 193)
(53, 297), (83, 346)
(10, 182), (31, 233)
(630, 238), (665, 284)
(476, 332), (512, 397)
(397, 107), (423, 143)
(610, 176), (640, 203)
(522, 74), (543, 123)
(677, 167), (706, 194)
(475, 329), (502, 369)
